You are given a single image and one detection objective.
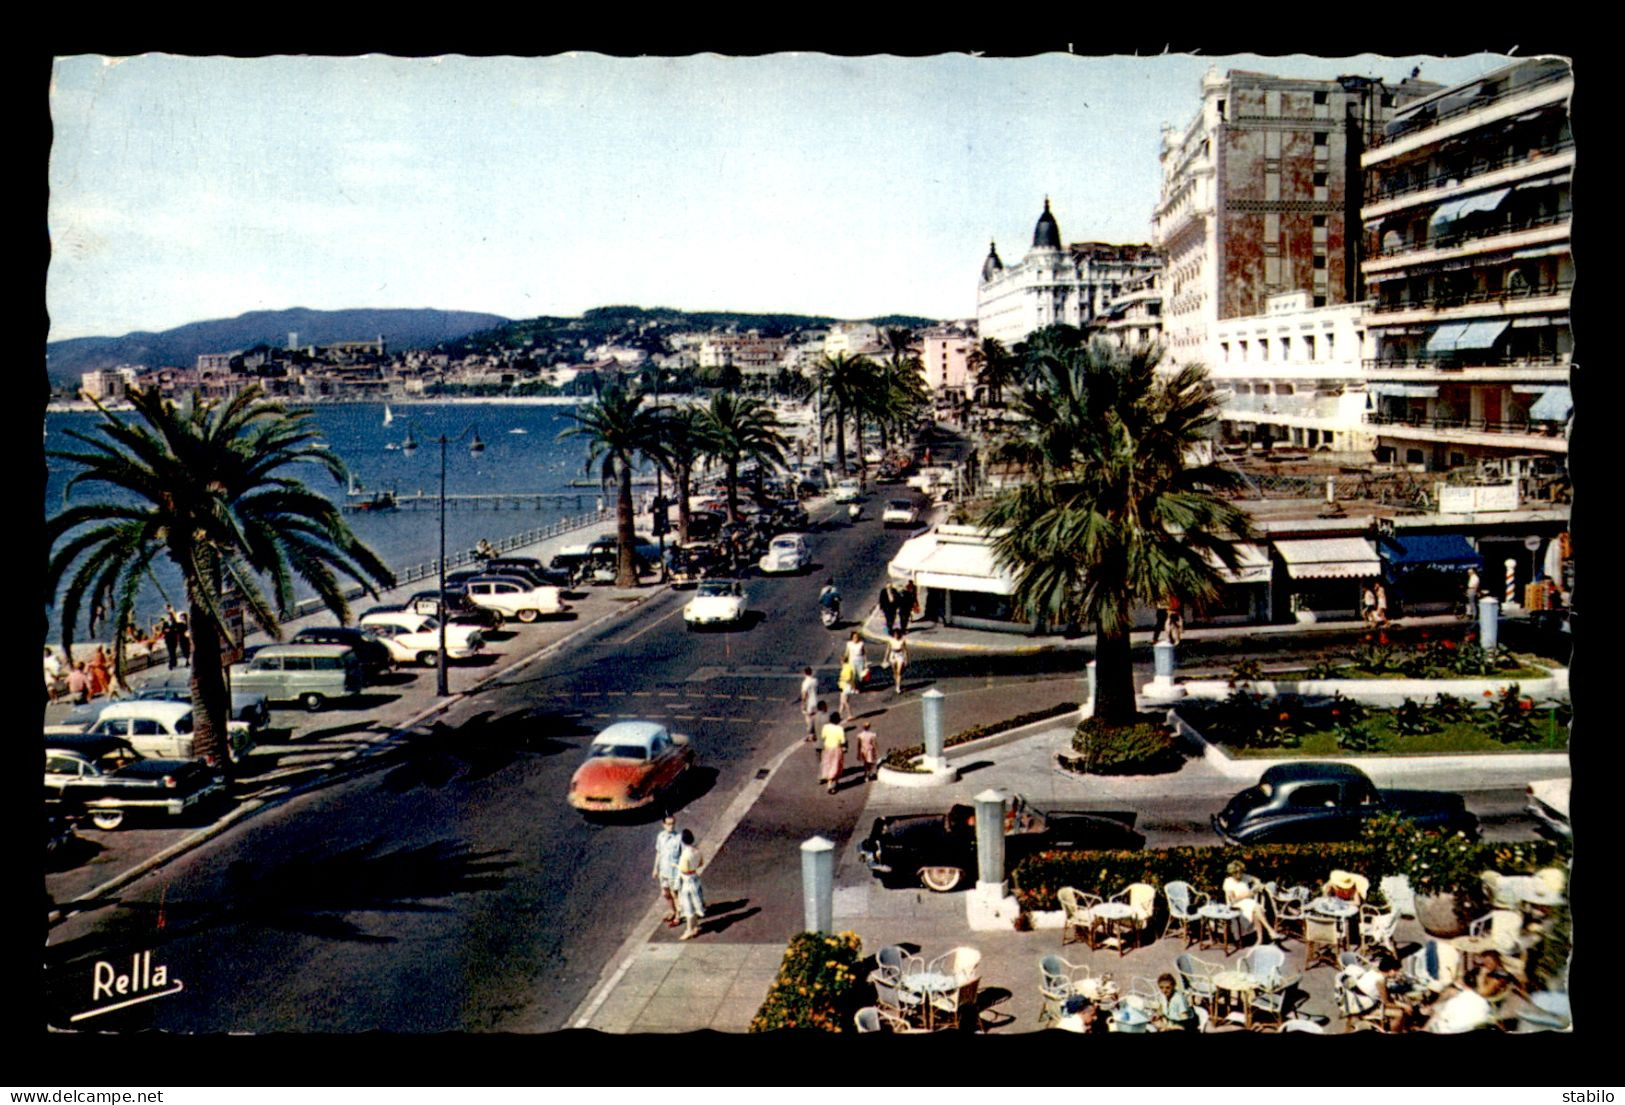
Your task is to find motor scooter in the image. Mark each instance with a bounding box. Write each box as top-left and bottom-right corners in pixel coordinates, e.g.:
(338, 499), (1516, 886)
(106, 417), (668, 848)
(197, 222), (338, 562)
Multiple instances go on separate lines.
(847, 502), (862, 523)
(818, 586), (841, 628)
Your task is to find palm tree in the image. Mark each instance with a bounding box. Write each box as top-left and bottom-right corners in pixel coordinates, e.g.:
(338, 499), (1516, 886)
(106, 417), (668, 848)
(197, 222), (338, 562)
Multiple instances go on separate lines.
(560, 382), (665, 586)
(872, 329), (928, 453)
(45, 386), (395, 771)
(983, 344), (1257, 726)
(652, 404), (709, 545)
(695, 392), (789, 522)
(814, 352), (866, 477)
(967, 336), (1016, 408)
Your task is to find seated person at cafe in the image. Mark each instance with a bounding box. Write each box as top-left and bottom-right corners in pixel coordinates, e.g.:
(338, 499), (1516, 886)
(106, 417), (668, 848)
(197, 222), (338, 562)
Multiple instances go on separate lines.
(1061, 993), (1109, 1034)
(1424, 962), (1514, 1034)
(1154, 973), (1198, 1033)
(1223, 861), (1281, 944)
(1340, 953), (1414, 1032)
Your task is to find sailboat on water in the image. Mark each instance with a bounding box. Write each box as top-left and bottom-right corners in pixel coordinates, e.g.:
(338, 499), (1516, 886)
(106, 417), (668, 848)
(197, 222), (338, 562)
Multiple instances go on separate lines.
(383, 404), (395, 427)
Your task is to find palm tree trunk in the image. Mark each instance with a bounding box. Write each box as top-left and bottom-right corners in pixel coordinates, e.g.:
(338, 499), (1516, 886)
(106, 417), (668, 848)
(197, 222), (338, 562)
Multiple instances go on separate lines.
(184, 574), (233, 778)
(675, 465), (693, 546)
(725, 460), (740, 522)
(616, 464), (637, 587)
(1092, 627), (1138, 726)
(854, 410), (868, 489)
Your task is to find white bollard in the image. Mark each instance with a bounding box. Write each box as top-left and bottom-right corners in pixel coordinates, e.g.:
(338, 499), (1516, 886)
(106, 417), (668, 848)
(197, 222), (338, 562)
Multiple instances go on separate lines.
(800, 836), (835, 934)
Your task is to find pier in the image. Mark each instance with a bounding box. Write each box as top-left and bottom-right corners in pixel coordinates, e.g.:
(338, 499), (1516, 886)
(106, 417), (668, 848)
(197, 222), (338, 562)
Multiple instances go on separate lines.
(344, 489), (605, 512)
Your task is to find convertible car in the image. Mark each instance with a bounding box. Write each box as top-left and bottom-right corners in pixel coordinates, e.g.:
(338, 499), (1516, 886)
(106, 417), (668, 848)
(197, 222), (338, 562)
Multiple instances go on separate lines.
(567, 721), (696, 815)
(683, 579), (747, 629)
(857, 792), (1143, 892)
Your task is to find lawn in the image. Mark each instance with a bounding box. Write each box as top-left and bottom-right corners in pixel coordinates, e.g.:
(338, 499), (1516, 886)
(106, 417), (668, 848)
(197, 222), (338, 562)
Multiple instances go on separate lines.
(1220, 711), (1570, 757)
(1263, 662), (1553, 683)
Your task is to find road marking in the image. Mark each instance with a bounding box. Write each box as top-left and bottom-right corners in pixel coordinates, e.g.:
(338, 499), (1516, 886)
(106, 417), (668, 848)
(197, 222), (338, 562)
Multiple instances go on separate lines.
(699, 716), (727, 722)
(606, 691), (627, 697)
(631, 691), (652, 697)
(621, 603), (683, 643)
(657, 692), (679, 698)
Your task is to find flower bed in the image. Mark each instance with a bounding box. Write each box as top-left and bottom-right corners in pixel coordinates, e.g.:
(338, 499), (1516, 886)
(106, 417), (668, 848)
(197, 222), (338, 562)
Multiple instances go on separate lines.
(1056, 713), (1185, 776)
(881, 701), (1076, 772)
(1264, 628), (1549, 682)
(749, 931), (867, 1032)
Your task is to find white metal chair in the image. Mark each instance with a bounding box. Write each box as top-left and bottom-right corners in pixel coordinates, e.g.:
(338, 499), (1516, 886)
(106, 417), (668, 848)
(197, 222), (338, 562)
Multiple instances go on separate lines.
(1174, 952), (1221, 1014)
(1038, 955), (1089, 1026)
(1303, 914), (1344, 972)
(1163, 881), (1206, 947)
(1239, 944), (1299, 1029)
(871, 945), (927, 1026)
(1059, 886), (1102, 948)
(927, 946), (983, 1031)
(853, 1006), (883, 1033)
(1105, 883), (1157, 954)
(1360, 906), (1400, 957)
(1264, 881), (1307, 944)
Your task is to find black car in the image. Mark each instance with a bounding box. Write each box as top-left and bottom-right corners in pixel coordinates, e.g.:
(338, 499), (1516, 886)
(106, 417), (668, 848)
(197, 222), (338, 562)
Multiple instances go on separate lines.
(484, 557), (572, 588)
(291, 625), (393, 678)
(45, 734), (225, 831)
(857, 793), (1143, 892)
(1212, 761), (1479, 845)
(684, 510), (727, 542)
(403, 590), (505, 629)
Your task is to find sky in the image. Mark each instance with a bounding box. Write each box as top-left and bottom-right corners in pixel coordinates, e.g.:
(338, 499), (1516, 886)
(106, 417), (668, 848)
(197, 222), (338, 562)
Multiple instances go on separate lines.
(47, 51), (1519, 342)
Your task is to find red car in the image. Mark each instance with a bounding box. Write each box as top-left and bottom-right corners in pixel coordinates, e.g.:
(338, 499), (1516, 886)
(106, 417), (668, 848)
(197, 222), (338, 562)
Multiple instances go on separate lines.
(568, 721), (696, 815)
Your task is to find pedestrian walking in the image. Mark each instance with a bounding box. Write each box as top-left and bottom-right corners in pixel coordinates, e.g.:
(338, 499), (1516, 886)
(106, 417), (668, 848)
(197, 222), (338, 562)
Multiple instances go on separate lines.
(87, 645), (111, 699)
(811, 700), (832, 766)
(1374, 581), (1389, 627)
(878, 583), (900, 637)
(837, 659), (856, 723)
(845, 630), (869, 687)
(1464, 568), (1481, 619)
(162, 617), (181, 670)
(799, 667), (819, 742)
(653, 815), (683, 928)
(1360, 585), (1377, 628)
(856, 720), (879, 783)
(67, 661), (90, 705)
(1165, 594), (1184, 646)
(820, 714), (848, 795)
(675, 830), (706, 940)
(176, 613), (192, 666)
(43, 647), (63, 703)
(885, 633), (909, 695)
(898, 580), (920, 635)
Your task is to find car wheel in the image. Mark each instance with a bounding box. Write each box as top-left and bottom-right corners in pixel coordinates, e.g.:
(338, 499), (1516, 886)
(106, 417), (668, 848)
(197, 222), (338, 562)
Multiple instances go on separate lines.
(918, 866), (964, 893)
(418, 651), (438, 668)
(517, 608), (540, 623)
(89, 809), (124, 831)
(302, 693), (326, 712)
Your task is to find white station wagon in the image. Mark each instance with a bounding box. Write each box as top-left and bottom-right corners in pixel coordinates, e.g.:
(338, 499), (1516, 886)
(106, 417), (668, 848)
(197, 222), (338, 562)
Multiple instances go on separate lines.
(359, 611), (485, 666)
(81, 699), (255, 764)
(683, 579), (748, 629)
(758, 533), (811, 575)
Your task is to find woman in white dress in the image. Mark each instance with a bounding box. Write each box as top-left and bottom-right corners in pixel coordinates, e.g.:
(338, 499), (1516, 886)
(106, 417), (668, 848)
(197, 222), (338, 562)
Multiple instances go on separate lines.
(675, 829), (706, 940)
(884, 634), (909, 695)
(1222, 860), (1280, 944)
(844, 630), (869, 687)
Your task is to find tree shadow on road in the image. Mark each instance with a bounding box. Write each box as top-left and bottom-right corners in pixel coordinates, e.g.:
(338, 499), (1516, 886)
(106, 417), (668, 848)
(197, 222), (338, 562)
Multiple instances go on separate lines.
(379, 708), (594, 792)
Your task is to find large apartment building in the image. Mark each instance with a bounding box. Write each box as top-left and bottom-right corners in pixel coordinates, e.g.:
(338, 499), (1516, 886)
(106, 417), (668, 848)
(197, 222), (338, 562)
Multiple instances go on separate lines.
(1359, 57), (1574, 473)
(1153, 67), (1439, 367)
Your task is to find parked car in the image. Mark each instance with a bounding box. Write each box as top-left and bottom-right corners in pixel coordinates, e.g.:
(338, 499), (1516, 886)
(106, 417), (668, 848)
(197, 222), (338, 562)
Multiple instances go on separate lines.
(229, 643), (365, 712)
(45, 734), (225, 831)
(1525, 777), (1570, 839)
(1212, 761), (1479, 845)
(833, 479), (862, 503)
(685, 510), (727, 541)
(857, 793), (1144, 892)
(133, 670), (271, 734)
(359, 611), (486, 666)
(403, 590), (505, 629)
(758, 533), (812, 575)
(463, 577), (572, 622)
(683, 579), (748, 629)
(291, 624), (394, 679)
(586, 534), (662, 570)
(882, 499), (921, 527)
(80, 699), (255, 765)
(486, 558), (574, 589)
(567, 721), (696, 815)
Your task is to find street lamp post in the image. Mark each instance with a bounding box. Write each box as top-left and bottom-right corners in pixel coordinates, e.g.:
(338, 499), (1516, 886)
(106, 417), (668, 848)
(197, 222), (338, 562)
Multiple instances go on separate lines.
(403, 423), (485, 696)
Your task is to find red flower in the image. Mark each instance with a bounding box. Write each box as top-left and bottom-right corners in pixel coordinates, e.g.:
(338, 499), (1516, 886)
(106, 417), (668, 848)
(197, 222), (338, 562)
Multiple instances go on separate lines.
(1379, 633), (1390, 646)
(1331, 709), (1341, 718)
(1520, 700), (1534, 711)
(1420, 631), (1430, 640)
(1483, 690), (1494, 698)
(1278, 712), (1291, 721)
(1443, 640), (1456, 650)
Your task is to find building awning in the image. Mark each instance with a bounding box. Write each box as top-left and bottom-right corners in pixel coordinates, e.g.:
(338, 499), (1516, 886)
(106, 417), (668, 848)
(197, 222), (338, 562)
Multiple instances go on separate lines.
(1429, 198), (1468, 228)
(1370, 383), (1440, 399)
(1425, 322), (1471, 353)
(1275, 537), (1382, 580)
(1516, 175), (1567, 191)
(1528, 386), (1573, 421)
(1379, 534), (1482, 573)
(910, 539), (1017, 596)
(1511, 244), (1570, 261)
(890, 532), (938, 576)
(1200, 543), (1272, 586)
(1457, 187), (1511, 216)
(1454, 319), (1510, 350)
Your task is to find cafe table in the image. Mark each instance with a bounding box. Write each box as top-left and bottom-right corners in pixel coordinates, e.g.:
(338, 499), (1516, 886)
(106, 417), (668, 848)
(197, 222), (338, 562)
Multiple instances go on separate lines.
(1309, 895), (1361, 944)
(1089, 901), (1142, 954)
(1109, 1003), (1153, 1033)
(1074, 976), (1120, 1007)
(1197, 902), (1242, 955)
(898, 970), (959, 1031)
(1211, 969), (1258, 1030)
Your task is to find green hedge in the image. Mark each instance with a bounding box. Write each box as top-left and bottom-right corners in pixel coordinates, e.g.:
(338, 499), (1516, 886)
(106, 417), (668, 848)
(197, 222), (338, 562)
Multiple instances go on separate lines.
(882, 701), (1077, 772)
(1010, 843), (1396, 914)
(1058, 715), (1184, 775)
(749, 931), (867, 1032)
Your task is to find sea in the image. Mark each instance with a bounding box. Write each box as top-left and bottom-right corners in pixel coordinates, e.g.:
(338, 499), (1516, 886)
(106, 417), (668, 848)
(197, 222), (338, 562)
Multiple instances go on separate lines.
(41, 400), (639, 642)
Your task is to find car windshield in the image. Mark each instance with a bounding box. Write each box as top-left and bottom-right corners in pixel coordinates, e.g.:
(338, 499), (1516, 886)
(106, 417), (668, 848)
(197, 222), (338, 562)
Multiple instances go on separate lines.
(697, 582), (736, 597)
(889, 501), (912, 510)
(588, 743), (647, 760)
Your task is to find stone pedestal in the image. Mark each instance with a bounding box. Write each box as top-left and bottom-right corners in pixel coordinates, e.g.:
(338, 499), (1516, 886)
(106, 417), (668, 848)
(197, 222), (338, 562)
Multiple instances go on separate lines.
(1142, 640), (1186, 701)
(966, 881), (1023, 931)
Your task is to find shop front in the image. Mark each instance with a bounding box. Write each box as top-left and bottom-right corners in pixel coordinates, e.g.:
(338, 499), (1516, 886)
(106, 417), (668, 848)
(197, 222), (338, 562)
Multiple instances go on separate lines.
(1377, 533), (1482, 617)
(1196, 543), (1273, 626)
(1273, 537), (1382, 623)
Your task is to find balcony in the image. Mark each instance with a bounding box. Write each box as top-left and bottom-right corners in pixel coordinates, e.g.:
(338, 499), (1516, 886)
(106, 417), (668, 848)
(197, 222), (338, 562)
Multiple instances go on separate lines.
(1370, 207), (1571, 260)
(1367, 66), (1572, 151)
(1366, 410), (1568, 443)
(1370, 278), (1573, 315)
(1369, 139), (1573, 204)
(1361, 354), (1570, 383)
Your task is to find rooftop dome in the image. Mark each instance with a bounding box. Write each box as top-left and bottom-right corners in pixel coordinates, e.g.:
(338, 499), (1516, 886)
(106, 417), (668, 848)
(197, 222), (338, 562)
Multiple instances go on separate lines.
(1032, 197), (1062, 250)
(981, 241), (1004, 281)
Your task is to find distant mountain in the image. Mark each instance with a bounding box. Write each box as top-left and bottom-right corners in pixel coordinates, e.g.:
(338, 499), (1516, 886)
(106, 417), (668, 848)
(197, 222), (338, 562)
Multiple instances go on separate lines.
(45, 307), (510, 385)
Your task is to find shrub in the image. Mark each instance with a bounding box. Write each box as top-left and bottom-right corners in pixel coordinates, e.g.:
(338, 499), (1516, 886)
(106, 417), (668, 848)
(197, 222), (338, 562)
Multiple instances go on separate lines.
(1306, 654), (1339, 680)
(1363, 812), (1564, 924)
(881, 701), (1076, 771)
(1009, 843), (1393, 913)
(1391, 697), (1439, 736)
(1227, 659), (1264, 686)
(1059, 715), (1183, 776)
(749, 931), (867, 1032)
(1427, 692), (1474, 725)
(1483, 683), (1539, 743)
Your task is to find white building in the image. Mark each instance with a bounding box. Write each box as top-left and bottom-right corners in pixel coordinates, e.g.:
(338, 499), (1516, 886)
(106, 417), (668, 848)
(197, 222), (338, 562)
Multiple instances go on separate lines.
(823, 322), (881, 358)
(79, 369), (129, 402)
(1210, 291), (1374, 453)
(918, 324), (976, 403)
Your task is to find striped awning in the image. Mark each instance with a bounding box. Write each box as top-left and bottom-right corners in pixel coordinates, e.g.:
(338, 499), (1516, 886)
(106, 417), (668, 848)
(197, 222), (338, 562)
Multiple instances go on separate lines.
(914, 540), (1016, 596)
(1275, 537), (1382, 580)
(1528, 386), (1574, 421)
(1201, 543), (1272, 586)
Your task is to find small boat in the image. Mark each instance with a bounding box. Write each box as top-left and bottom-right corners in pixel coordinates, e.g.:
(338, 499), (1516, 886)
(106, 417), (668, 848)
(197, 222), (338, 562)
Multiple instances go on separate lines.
(383, 404), (394, 427)
(509, 428), (529, 435)
(353, 491), (398, 512)
(312, 443), (331, 450)
(384, 442), (400, 451)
